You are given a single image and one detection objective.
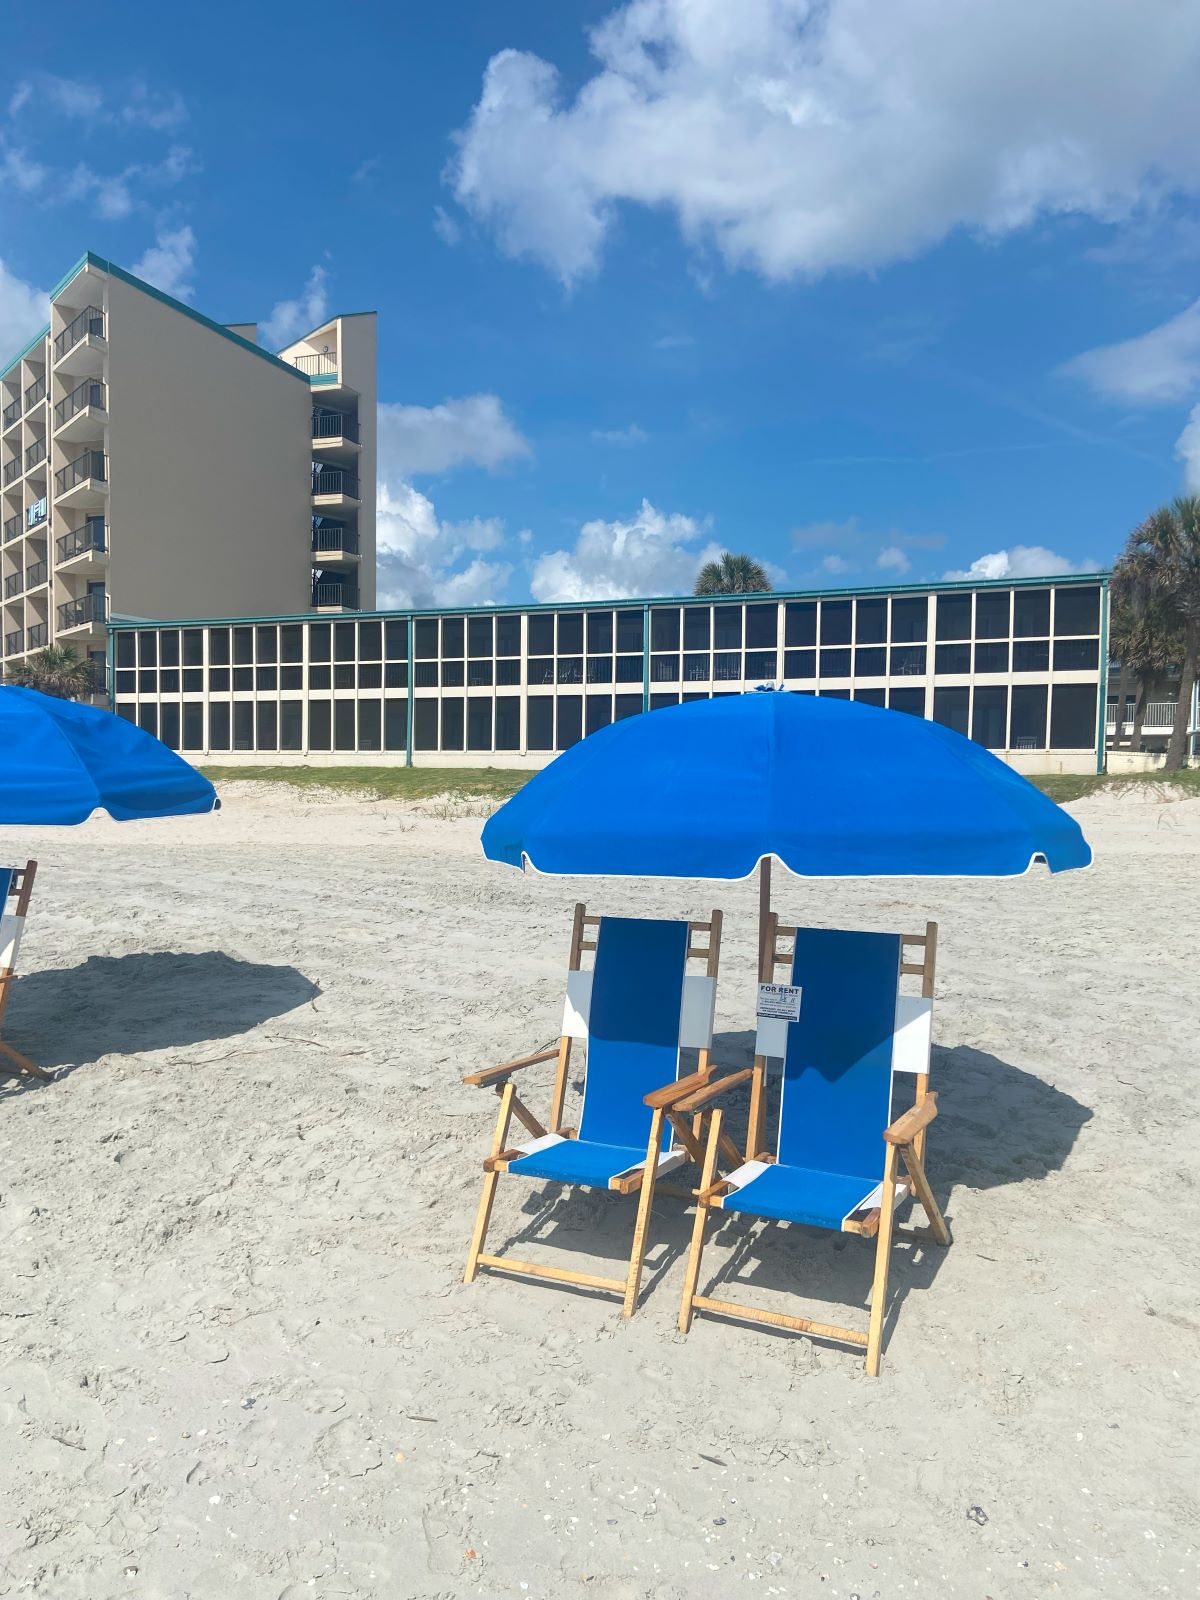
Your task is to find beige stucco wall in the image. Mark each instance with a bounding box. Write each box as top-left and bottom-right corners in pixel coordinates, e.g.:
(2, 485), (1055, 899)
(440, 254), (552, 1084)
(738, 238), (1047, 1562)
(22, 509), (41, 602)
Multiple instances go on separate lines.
(106, 277), (312, 620)
(336, 312), (377, 610)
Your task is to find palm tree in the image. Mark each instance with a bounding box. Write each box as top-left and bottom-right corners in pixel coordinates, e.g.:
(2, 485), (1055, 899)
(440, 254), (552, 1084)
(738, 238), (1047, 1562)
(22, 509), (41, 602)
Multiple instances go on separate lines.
(4, 644), (97, 700)
(1108, 584), (1182, 749)
(694, 552), (773, 595)
(1114, 496), (1200, 770)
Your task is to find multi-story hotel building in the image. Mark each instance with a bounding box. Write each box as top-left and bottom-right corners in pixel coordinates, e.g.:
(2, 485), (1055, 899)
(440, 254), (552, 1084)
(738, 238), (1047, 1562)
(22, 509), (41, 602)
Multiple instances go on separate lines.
(0, 251), (376, 686)
(107, 572), (1111, 774)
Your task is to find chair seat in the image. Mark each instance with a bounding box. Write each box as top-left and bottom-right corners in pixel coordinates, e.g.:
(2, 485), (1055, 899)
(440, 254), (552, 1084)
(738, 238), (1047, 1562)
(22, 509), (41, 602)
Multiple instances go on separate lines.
(719, 1162), (881, 1231)
(507, 1136), (657, 1188)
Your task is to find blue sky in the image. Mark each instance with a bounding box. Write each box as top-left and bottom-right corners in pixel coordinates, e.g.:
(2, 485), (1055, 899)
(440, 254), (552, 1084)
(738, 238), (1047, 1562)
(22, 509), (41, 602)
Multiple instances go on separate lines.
(3, 1), (1200, 607)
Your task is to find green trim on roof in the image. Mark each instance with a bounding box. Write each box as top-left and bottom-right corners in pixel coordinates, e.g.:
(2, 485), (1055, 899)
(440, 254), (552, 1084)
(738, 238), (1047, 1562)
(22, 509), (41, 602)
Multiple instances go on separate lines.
(104, 571), (1112, 634)
(0, 323), (52, 382)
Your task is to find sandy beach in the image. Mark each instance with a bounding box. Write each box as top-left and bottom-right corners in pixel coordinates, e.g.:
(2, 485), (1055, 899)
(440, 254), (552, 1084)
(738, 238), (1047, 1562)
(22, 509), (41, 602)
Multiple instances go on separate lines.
(1, 779), (1198, 1599)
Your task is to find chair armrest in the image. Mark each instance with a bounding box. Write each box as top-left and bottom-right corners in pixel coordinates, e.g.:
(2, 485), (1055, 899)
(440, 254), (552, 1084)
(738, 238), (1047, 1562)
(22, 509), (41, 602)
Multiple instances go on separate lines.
(672, 1068), (754, 1114)
(462, 1047), (559, 1087)
(884, 1091), (938, 1146)
(644, 1067), (718, 1110)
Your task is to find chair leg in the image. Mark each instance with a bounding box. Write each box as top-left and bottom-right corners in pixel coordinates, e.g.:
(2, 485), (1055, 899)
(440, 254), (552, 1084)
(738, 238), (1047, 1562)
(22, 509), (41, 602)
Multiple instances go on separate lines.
(900, 1143), (952, 1248)
(622, 1108), (665, 1317)
(865, 1141), (900, 1377)
(0, 1040), (52, 1081)
(464, 1082), (515, 1284)
(678, 1109), (723, 1333)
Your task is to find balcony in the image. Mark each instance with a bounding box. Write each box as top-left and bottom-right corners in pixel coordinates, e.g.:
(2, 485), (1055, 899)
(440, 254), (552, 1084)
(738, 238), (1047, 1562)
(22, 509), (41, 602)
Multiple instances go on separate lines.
(54, 379), (107, 442)
(2, 457), (20, 486)
(3, 515), (19, 544)
(25, 560), (47, 590)
(25, 438), (46, 473)
(4, 572), (21, 599)
(311, 467), (359, 508)
(2, 399), (20, 431)
(4, 629), (23, 656)
(311, 409), (360, 456)
(54, 305), (106, 373)
(24, 375), (46, 411)
(27, 622), (47, 649)
(312, 579), (359, 612)
(57, 592), (107, 633)
(292, 352), (338, 378)
(54, 449), (107, 509)
(1107, 702), (1196, 736)
(311, 522), (360, 561)
(56, 520), (107, 568)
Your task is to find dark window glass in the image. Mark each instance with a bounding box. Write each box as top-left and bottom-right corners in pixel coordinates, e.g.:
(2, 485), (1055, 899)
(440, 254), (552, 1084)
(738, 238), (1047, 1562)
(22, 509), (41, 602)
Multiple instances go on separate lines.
(936, 594), (971, 641)
(115, 670), (135, 695)
(384, 700), (407, 751)
(159, 703), (180, 749)
(745, 651), (776, 680)
(713, 652), (742, 680)
(256, 667), (277, 691)
(281, 701), (303, 751)
(208, 701), (230, 750)
(785, 602), (817, 647)
(209, 629), (231, 666)
(468, 616), (493, 657)
(496, 658), (521, 685)
(682, 692), (708, 703)
(682, 652), (710, 681)
(557, 657), (583, 684)
(135, 631), (156, 667)
(440, 699), (464, 749)
(890, 686), (926, 717)
(137, 670), (156, 694)
(745, 604), (777, 648)
(587, 656), (614, 683)
(975, 591), (1011, 639)
(586, 696), (612, 735)
(385, 619), (408, 660)
(441, 660), (465, 687)
(1054, 585), (1100, 637)
(712, 606), (742, 650)
(616, 609), (644, 652)
(332, 700), (354, 752)
(651, 608), (681, 650)
(683, 608), (711, 649)
(933, 686), (969, 736)
(183, 629), (204, 667)
(255, 626), (277, 664)
(784, 649), (816, 679)
(1013, 589), (1051, 637)
(1053, 638), (1099, 672)
(556, 612), (583, 654)
(358, 663), (382, 690)
(281, 624), (304, 663)
(1011, 685), (1047, 749)
(528, 657), (554, 685)
(972, 686), (1008, 748)
(308, 665), (331, 690)
(209, 668), (230, 692)
(182, 703), (203, 749)
(890, 644), (926, 676)
(527, 614), (554, 655)
(527, 696), (553, 749)
(232, 627), (253, 665)
(413, 700), (437, 750)
(820, 647), (851, 678)
(159, 631), (180, 668)
(279, 665), (302, 691)
(856, 598), (887, 644)
(308, 700), (331, 751)
(495, 696), (521, 750)
(467, 698), (492, 751)
(615, 655), (642, 683)
(358, 621), (381, 661)
(256, 702), (277, 751)
(891, 597), (928, 642)
(160, 669), (180, 694)
(935, 643), (971, 675)
(820, 600), (851, 645)
(650, 693), (679, 709)
(183, 668), (203, 693)
(1013, 639), (1050, 673)
(855, 647), (887, 676)
(232, 667), (253, 692)
(855, 687), (886, 707)
(556, 695), (583, 749)
(651, 653), (680, 682)
(308, 624), (330, 663)
(413, 661), (437, 687)
(467, 659), (493, 686)
(414, 618), (439, 658)
(233, 702), (253, 750)
(614, 694), (642, 721)
(441, 617), (464, 658)
(974, 642), (1009, 674)
(1050, 684), (1097, 748)
(821, 688), (851, 700)
(332, 622), (354, 662)
(358, 699), (381, 751)
(136, 703), (158, 737)
(587, 610), (614, 653)
(496, 615), (521, 656)
(384, 662), (408, 689)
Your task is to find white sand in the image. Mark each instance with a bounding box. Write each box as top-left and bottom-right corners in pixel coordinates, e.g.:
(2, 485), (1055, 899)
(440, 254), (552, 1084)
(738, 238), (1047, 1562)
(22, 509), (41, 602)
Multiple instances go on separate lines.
(1, 781), (1197, 1598)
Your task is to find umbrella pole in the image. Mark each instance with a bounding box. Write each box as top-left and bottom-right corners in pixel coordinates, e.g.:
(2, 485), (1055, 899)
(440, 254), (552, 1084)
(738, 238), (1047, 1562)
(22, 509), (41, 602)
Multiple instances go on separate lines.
(758, 855), (772, 980)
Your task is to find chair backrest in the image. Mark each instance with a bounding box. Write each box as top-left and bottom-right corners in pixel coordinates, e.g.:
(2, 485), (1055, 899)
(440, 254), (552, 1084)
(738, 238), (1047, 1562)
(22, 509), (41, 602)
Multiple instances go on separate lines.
(1, 861), (35, 1029)
(775, 927), (902, 1183)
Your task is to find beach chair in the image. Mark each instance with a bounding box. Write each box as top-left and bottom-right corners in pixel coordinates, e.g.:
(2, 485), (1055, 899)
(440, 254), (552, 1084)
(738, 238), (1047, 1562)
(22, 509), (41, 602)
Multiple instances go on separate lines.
(674, 915), (951, 1375)
(0, 860), (49, 1081)
(463, 903), (727, 1316)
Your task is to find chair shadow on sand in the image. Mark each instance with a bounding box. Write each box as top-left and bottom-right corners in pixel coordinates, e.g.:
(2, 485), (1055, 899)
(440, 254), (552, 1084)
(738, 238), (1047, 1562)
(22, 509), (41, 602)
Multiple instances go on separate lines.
(0, 951), (320, 1085)
(489, 1029), (1093, 1338)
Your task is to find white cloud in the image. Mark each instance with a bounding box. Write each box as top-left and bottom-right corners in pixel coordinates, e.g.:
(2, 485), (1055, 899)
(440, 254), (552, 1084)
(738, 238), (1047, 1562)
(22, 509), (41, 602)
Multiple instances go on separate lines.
(38, 76), (103, 119)
(591, 423), (648, 445)
(943, 545), (1088, 582)
(262, 266), (329, 349)
(1176, 405), (1200, 491)
(132, 225), (196, 301)
(821, 553), (851, 575)
(378, 393), (531, 476)
(876, 545), (910, 575)
(121, 86), (188, 132)
(1061, 299), (1200, 404)
(375, 480), (514, 609)
(432, 204), (461, 245)
(0, 144), (47, 193)
(530, 499), (722, 603)
(450, 0), (1200, 285)
(0, 258), (50, 358)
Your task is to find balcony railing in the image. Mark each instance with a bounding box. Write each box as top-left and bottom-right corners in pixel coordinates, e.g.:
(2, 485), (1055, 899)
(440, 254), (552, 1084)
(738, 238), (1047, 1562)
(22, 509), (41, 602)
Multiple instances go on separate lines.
(2, 457), (20, 486)
(2, 514), (19, 543)
(57, 592), (107, 631)
(2, 399), (20, 429)
(292, 352), (338, 376)
(25, 560), (47, 589)
(312, 581), (358, 609)
(55, 450), (107, 496)
(312, 523), (359, 554)
(312, 410), (358, 441)
(54, 380), (107, 429)
(4, 629), (23, 656)
(25, 438), (45, 472)
(24, 375), (46, 410)
(312, 468), (358, 499)
(1107, 702), (1199, 735)
(54, 305), (106, 361)
(27, 623), (47, 649)
(4, 572), (21, 599)
(56, 520), (106, 563)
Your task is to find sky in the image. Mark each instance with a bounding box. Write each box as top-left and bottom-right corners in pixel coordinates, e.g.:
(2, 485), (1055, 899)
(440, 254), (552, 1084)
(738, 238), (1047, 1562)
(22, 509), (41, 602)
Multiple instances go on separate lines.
(3, 0), (1200, 609)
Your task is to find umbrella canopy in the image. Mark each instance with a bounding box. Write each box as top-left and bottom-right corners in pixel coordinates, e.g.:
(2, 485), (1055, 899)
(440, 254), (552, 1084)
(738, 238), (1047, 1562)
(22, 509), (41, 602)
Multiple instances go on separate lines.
(0, 686), (218, 824)
(482, 690), (1092, 880)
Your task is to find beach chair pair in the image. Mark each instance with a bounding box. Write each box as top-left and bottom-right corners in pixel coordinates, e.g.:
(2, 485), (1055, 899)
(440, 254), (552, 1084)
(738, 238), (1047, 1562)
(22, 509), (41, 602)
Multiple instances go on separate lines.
(464, 904), (951, 1375)
(0, 860), (48, 1081)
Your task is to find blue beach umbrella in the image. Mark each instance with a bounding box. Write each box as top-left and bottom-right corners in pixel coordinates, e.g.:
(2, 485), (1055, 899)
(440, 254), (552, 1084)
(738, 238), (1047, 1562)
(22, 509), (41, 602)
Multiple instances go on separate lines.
(0, 686), (218, 824)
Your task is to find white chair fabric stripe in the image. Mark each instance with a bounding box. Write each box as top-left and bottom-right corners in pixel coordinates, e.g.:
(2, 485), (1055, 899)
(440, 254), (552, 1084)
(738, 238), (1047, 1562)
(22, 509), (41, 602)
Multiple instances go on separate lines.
(561, 969), (594, 1039)
(0, 913), (24, 974)
(891, 996), (934, 1075)
(678, 975), (716, 1049)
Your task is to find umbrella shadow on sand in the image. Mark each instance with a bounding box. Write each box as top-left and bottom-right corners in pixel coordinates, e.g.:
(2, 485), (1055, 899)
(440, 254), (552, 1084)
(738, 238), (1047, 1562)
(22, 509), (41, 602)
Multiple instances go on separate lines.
(493, 1033), (1093, 1341)
(0, 950), (320, 1084)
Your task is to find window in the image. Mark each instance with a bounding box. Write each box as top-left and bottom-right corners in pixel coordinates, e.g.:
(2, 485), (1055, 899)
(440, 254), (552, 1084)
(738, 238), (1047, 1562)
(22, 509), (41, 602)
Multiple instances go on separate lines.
(384, 700), (407, 751)
(820, 647), (851, 678)
(1050, 684), (1097, 748)
(232, 667), (253, 692)
(412, 661), (436, 688)
(528, 658), (554, 685)
(855, 647), (886, 677)
(256, 702), (278, 751)
(616, 609), (644, 652)
(854, 687), (886, 707)
(972, 686), (1008, 748)
(182, 703), (204, 749)
(1053, 585), (1100, 637)
(683, 653), (710, 681)
(745, 604), (777, 648)
(528, 614), (554, 655)
(467, 699), (492, 751)
(209, 668), (230, 692)
(650, 693), (679, 709)
(1013, 640), (1050, 673)
(441, 660), (465, 687)
(468, 615), (493, 658)
(935, 643), (970, 675)
(413, 700), (437, 750)
(308, 624), (330, 663)
(385, 619), (408, 660)
(282, 624), (304, 664)
(615, 693), (642, 721)
(183, 668), (204, 693)
(496, 615), (521, 657)
(359, 621), (382, 661)
(714, 652), (742, 680)
(587, 611), (613, 653)
(975, 591), (1011, 639)
(414, 618), (439, 658)
(586, 696), (612, 735)
(159, 703), (180, 749)
(135, 632), (156, 667)
(467, 660), (493, 686)
(1010, 684), (1047, 749)
(182, 629), (204, 667)
(233, 703), (254, 750)
(384, 662), (408, 689)
(556, 695), (583, 749)
(783, 649), (816, 679)
(651, 653), (679, 681)
(651, 608), (681, 650)
(255, 626), (278, 664)
(785, 602), (817, 647)
(557, 657), (583, 684)
(160, 631), (180, 668)
(822, 688), (851, 700)
(307, 665), (330, 690)
(856, 598), (887, 644)
(208, 701), (230, 750)
(281, 701), (303, 751)
(256, 667), (277, 691)
(889, 686), (926, 717)
(334, 664), (354, 691)
(557, 612), (583, 654)
(160, 670), (180, 695)
(890, 644), (926, 677)
(136, 704), (158, 737)
(442, 617), (464, 657)
(684, 608), (711, 650)
(359, 663), (382, 690)
(441, 698), (464, 749)
(1053, 638), (1099, 672)
(209, 629), (231, 666)
(820, 600), (851, 645)
(744, 651), (776, 680)
(115, 670), (135, 695)
(138, 670), (156, 695)
(495, 696), (520, 750)
(358, 700), (381, 751)
(233, 627), (253, 666)
(616, 655), (643, 683)
(527, 696), (553, 749)
(588, 656), (614, 683)
(933, 686), (969, 736)
(712, 606), (741, 650)
(890, 597), (928, 642)
(308, 700), (331, 751)
(1013, 588), (1050, 638)
(496, 659), (520, 685)
(974, 642), (1009, 674)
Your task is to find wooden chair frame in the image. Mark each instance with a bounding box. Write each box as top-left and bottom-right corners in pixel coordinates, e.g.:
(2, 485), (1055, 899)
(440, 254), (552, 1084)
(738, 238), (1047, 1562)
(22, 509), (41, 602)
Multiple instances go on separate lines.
(675, 914), (950, 1376)
(0, 859), (49, 1081)
(463, 902), (728, 1317)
